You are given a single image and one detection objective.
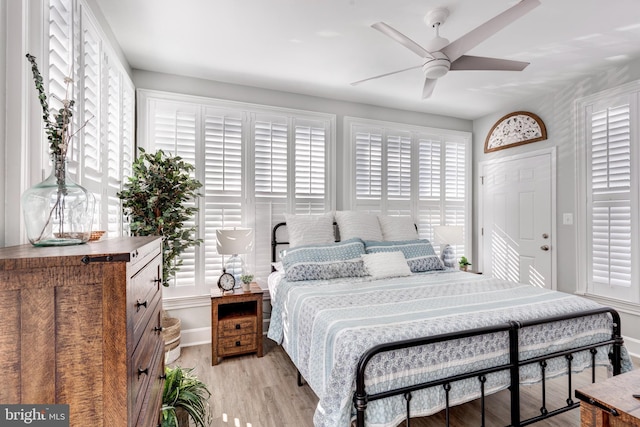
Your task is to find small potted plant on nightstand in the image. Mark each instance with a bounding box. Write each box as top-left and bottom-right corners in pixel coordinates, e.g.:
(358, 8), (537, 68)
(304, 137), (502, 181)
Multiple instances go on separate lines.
(240, 274), (254, 292)
(459, 256), (471, 272)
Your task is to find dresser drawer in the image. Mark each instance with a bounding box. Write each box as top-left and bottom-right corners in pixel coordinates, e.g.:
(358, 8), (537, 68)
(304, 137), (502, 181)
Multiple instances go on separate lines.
(131, 304), (163, 420)
(131, 255), (162, 344)
(134, 339), (164, 427)
(133, 290), (162, 351)
(218, 316), (256, 338)
(219, 334), (257, 356)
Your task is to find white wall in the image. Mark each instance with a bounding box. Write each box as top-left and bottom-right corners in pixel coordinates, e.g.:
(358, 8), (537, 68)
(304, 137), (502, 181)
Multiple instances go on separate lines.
(473, 56), (640, 356)
(134, 70), (473, 342)
(1, 0), (6, 248)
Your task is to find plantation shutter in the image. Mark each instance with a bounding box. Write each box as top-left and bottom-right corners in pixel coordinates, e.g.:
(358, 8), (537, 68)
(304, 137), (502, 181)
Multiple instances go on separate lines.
(294, 118), (327, 215)
(348, 118), (470, 245)
(588, 101), (633, 298)
(355, 128), (383, 202)
(443, 139), (467, 256)
(417, 136), (442, 239)
(203, 109), (243, 286)
(152, 102), (200, 287)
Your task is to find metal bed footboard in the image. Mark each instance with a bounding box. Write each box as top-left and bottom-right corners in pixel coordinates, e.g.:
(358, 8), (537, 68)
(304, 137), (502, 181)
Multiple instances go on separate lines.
(353, 307), (623, 427)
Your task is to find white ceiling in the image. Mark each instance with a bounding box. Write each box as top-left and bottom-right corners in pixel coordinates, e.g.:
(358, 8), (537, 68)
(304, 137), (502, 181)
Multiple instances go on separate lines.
(93, 0), (640, 120)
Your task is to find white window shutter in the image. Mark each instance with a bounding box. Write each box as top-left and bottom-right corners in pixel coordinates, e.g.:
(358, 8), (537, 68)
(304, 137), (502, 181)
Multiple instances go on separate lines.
(355, 129), (382, 200)
(588, 101), (633, 296)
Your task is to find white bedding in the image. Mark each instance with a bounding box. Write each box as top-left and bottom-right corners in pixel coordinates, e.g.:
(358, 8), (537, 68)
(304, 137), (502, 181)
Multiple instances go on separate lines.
(267, 270), (633, 427)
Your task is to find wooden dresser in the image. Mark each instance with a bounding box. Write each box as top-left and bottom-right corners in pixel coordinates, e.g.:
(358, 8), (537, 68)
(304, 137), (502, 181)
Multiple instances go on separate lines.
(0, 236), (164, 427)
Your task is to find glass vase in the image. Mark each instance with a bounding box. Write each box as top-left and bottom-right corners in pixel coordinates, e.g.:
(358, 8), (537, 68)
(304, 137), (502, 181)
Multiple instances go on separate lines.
(21, 155), (95, 246)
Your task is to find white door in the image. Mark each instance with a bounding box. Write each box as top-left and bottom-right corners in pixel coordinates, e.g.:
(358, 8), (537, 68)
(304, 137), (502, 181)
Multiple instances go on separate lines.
(481, 151), (554, 288)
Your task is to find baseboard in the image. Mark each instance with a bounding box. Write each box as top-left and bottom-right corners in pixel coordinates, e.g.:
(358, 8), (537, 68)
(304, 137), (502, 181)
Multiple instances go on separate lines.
(180, 327), (211, 348)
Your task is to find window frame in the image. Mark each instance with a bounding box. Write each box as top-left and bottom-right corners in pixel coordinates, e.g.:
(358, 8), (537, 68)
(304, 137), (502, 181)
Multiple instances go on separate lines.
(137, 89), (336, 300)
(343, 116), (472, 256)
(575, 79), (640, 306)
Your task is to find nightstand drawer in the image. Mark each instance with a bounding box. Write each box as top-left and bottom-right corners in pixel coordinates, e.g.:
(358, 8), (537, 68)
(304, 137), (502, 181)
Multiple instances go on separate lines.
(218, 317), (256, 337)
(219, 334), (257, 355)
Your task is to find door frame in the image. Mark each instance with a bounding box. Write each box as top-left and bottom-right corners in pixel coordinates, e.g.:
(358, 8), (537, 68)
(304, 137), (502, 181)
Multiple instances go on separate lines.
(478, 147), (557, 290)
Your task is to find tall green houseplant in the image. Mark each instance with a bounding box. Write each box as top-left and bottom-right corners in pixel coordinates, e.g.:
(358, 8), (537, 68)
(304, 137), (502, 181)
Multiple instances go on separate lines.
(118, 148), (202, 285)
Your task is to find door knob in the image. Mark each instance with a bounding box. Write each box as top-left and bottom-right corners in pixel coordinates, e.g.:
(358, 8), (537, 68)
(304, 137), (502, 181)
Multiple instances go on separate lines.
(540, 245), (549, 251)
(542, 233), (549, 239)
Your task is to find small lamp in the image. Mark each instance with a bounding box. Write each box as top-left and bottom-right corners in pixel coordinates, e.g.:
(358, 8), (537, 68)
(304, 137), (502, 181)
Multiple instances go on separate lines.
(216, 228), (253, 286)
(433, 225), (464, 268)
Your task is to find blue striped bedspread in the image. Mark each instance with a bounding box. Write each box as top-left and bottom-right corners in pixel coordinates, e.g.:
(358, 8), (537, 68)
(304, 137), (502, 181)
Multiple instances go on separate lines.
(267, 270), (633, 427)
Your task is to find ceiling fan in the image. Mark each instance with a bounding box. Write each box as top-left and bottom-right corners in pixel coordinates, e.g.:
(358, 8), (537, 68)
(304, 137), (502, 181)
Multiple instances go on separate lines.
(352, 0), (540, 99)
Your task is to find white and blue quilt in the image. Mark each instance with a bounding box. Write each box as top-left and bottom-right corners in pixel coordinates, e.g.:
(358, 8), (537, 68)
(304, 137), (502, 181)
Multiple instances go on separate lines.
(267, 270), (633, 427)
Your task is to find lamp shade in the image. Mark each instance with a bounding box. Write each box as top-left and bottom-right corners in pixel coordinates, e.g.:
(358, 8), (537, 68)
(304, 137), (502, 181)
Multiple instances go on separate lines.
(433, 225), (464, 245)
(216, 228), (253, 255)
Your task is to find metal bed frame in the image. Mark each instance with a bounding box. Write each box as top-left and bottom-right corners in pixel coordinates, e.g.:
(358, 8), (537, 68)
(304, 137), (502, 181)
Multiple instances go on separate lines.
(271, 221), (624, 427)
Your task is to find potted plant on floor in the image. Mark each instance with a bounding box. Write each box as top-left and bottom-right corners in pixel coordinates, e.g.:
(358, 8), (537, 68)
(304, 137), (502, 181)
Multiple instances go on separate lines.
(161, 366), (212, 427)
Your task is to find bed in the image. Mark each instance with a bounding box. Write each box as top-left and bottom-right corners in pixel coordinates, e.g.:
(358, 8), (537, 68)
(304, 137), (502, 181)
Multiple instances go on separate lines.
(267, 218), (633, 427)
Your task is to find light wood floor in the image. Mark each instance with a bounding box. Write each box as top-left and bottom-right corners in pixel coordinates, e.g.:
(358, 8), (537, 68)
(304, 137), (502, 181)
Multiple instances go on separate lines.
(175, 340), (637, 427)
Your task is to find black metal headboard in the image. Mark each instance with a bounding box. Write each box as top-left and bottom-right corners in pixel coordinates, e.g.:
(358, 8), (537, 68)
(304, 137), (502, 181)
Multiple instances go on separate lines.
(271, 222), (289, 263)
(271, 221), (341, 264)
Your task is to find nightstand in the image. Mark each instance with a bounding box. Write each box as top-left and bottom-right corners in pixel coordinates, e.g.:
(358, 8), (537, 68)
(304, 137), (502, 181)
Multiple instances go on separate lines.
(211, 283), (263, 366)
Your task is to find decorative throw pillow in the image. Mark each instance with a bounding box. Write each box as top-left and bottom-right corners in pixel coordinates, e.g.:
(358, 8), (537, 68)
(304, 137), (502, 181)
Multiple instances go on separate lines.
(377, 215), (418, 241)
(282, 238), (367, 281)
(364, 239), (445, 272)
(362, 251), (412, 279)
(284, 213), (335, 248)
(335, 211), (383, 241)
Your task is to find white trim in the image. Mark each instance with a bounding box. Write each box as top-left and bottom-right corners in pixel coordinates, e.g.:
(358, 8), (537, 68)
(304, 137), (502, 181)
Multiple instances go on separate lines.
(179, 327), (211, 348)
(478, 147), (557, 289)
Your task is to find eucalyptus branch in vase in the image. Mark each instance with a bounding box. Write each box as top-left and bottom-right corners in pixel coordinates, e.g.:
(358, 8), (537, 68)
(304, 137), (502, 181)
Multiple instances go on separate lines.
(25, 54), (92, 242)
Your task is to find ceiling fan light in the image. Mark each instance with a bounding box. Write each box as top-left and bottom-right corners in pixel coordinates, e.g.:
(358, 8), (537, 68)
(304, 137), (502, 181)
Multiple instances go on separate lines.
(424, 64), (449, 79)
(422, 51), (451, 79)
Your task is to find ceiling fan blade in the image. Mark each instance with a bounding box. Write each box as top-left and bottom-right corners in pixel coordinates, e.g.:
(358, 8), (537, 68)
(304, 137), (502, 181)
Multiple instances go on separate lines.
(441, 0), (540, 63)
(422, 78), (437, 99)
(450, 55), (529, 71)
(351, 64), (422, 86)
(372, 22), (434, 59)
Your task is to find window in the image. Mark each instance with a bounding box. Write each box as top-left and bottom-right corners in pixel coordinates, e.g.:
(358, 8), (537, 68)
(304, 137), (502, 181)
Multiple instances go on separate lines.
(345, 117), (471, 255)
(138, 90), (335, 297)
(47, 0), (134, 238)
(577, 83), (640, 304)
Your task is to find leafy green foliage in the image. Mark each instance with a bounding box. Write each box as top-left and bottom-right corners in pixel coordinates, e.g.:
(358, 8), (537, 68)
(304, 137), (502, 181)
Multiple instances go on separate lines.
(240, 274), (254, 284)
(118, 148), (203, 285)
(161, 366), (212, 427)
(459, 256), (471, 267)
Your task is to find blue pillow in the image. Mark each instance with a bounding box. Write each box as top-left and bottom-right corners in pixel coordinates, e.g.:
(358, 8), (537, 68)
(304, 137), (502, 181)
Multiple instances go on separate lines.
(282, 238), (367, 281)
(364, 239), (444, 272)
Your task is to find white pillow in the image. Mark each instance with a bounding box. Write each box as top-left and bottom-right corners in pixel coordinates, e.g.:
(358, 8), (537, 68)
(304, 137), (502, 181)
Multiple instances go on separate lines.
(378, 215), (418, 241)
(335, 211), (383, 241)
(362, 251), (411, 279)
(284, 213), (335, 248)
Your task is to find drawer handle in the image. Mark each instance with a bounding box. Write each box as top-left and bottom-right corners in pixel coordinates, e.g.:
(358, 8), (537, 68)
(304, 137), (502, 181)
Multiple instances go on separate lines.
(235, 341), (241, 347)
(235, 324), (241, 330)
(153, 325), (163, 334)
(159, 374), (167, 380)
(153, 278), (162, 284)
(138, 367), (149, 378)
(135, 299), (148, 311)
